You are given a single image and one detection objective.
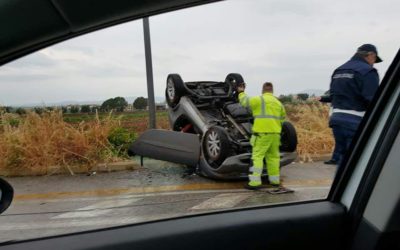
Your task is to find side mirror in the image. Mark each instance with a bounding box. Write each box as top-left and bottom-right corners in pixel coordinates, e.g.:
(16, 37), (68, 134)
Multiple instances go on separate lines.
(0, 178), (14, 214)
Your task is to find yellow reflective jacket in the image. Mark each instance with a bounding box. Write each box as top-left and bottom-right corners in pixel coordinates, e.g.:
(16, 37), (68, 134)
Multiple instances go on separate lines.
(238, 92), (286, 133)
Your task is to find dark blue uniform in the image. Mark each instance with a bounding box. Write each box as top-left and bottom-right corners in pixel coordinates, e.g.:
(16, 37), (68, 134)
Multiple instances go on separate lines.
(328, 55), (379, 164)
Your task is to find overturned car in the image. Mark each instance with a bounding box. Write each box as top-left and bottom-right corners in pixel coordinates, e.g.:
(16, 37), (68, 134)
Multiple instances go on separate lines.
(130, 73), (298, 180)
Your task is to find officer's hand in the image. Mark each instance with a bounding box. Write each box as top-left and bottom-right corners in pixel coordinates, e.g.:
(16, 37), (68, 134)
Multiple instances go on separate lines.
(314, 96), (322, 101)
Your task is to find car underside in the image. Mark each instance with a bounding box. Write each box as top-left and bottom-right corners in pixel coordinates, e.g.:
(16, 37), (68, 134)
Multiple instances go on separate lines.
(130, 73), (298, 179)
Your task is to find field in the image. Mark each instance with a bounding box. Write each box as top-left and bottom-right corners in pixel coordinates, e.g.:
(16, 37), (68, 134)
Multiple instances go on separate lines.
(0, 103), (334, 175)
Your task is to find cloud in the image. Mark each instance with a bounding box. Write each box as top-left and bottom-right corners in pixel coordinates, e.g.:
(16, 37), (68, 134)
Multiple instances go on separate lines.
(0, 0), (399, 105)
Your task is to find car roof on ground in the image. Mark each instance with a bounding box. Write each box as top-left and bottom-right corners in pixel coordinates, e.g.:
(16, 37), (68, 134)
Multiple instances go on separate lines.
(0, 0), (220, 66)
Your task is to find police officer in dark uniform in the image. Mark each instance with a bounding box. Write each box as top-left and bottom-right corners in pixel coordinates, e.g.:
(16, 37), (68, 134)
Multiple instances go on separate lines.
(325, 44), (382, 166)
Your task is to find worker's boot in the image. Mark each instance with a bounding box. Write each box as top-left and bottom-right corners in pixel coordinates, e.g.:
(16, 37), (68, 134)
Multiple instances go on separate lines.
(244, 183), (262, 190)
(324, 159), (338, 165)
(267, 184), (294, 194)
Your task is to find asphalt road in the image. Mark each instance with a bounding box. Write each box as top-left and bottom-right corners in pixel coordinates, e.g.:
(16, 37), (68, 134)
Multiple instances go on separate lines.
(0, 160), (336, 243)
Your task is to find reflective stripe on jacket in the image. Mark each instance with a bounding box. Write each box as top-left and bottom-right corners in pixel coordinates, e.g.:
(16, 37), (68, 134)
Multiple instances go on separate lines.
(330, 56), (379, 112)
(238, 92), (286, 133)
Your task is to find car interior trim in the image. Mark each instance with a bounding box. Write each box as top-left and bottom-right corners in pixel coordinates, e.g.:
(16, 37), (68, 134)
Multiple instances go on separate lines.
(0, 201), (345, 250)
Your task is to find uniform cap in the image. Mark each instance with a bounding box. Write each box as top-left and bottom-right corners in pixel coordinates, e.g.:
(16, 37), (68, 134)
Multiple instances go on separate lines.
(357, 44), (382, 63)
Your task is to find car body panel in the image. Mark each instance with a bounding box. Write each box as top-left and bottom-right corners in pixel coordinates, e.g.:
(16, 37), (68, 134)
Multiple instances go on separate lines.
(128, 129), (200, 167)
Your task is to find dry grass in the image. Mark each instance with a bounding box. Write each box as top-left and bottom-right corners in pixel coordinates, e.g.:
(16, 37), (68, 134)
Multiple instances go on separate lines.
(286, 102), (334, 162)
(0, 111), (122, 175)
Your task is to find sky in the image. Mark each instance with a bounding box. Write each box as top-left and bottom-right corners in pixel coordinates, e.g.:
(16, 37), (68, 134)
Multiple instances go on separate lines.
(0, 0), (399, 106)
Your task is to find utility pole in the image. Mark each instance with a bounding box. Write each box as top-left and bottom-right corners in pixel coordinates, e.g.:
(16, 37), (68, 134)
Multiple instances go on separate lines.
(143, 17), (156, 129)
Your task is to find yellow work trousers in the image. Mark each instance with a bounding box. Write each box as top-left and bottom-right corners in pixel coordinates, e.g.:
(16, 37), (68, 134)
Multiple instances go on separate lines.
(248, 133), (280, 186)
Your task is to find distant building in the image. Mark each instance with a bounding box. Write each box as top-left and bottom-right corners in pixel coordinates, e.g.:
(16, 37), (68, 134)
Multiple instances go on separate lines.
(143, 103), (167, 111)
(125, 104), (134, 112)
(156, 103), (167, 111)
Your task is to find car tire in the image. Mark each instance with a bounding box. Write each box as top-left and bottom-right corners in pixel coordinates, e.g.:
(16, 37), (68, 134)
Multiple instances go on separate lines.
(280, 121), (298, 152)
(166, 74), (186, 108)
(225, 73), (244, 90)
(203, 126), (232, 167)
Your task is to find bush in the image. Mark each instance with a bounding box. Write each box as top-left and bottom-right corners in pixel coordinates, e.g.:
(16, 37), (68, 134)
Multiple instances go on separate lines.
(70, 106), (80, 113)
(34, 107), (44, 114)
(81, 105), (91, 113)
(278, 95), (293, 104)
(0, 106), (12, 113)
(108, 127), (136, 155)
(15, 108), (27, 115)
(297, 93), (309, 101)
(0, 113), (21, 128)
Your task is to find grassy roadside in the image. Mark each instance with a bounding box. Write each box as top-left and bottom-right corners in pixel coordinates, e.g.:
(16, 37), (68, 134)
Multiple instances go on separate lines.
(0, 111), (135, 175)
(0, 104), (334, 176)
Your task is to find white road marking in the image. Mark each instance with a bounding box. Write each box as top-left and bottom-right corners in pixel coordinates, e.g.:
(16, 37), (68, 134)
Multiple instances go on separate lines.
(77, 199), (141, 210)
(51, 210), (111, 219)
(52, 199), (141, 219)
(15, 189), (251, 204)
(0, 215), (178, 231)
(287, 186), (331, 191)
(190, 193), (251, 210)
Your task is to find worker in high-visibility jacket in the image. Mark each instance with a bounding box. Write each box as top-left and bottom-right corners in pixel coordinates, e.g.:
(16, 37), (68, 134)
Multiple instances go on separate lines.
(237, 82), (286, 190)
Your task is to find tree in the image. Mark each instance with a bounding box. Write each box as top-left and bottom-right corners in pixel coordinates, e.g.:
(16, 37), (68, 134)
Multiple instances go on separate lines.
(61, 106), (68, 114)
(70, 106), (80, 114)
(297, 93), (309, 101)
(15, 107), (27, 115)
(81, 105), (91, 113)
(278, 95), (293, 104)
(101, 97), (128, 112)
(0, 106), (12, 113)
(91, 106), (99, 113)
(34, 107), (44, 114)
(133, 97), (148, 110)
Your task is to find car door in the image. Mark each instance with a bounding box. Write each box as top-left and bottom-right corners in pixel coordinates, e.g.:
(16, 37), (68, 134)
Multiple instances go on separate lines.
(0, 1), (399, 250)
(128, 129), (201, 167)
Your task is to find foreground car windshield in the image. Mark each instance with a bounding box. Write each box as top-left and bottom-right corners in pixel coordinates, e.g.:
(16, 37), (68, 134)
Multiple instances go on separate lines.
(0, 0), (398, 243)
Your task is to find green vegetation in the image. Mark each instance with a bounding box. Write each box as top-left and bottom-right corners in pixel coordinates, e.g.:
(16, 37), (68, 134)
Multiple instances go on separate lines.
(108, 127), (136, 155)
(101, 97), (128, 112)
(133, 96), (148, 110)
(80, 105), (91, 113)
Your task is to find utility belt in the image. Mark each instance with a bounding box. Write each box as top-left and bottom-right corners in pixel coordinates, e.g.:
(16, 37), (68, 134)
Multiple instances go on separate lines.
(332, 108), (365, 117)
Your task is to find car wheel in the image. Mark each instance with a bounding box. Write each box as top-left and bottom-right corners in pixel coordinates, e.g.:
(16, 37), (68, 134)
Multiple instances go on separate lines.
(165, 74), (186, 108)
(225, 73), (244, 89)
(280, 121), (298, 152)
(203, 126), (232, 167)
